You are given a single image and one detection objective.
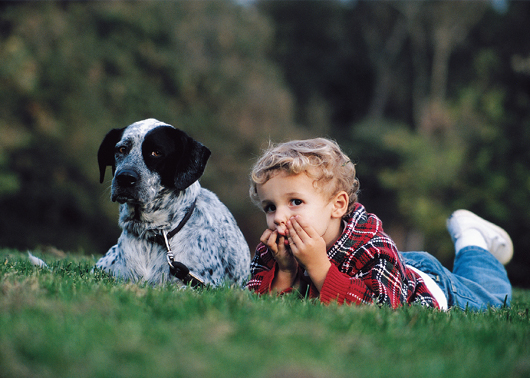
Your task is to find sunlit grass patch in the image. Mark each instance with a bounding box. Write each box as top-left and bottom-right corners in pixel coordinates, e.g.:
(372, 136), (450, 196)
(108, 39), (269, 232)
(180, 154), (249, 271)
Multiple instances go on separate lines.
(1, 249), (529, 378)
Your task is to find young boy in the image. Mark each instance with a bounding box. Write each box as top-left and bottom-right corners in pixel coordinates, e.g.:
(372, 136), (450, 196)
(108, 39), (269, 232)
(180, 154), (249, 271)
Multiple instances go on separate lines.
(246, 138), (513, 310)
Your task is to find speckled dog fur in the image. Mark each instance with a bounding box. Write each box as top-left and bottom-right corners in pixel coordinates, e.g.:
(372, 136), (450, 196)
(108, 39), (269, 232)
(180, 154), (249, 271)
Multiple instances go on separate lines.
(96, 119), (250, 286)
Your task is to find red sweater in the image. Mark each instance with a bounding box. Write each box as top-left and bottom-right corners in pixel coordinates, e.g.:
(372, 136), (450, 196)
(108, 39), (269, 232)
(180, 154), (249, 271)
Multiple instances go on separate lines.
(247, 203), (439, 309)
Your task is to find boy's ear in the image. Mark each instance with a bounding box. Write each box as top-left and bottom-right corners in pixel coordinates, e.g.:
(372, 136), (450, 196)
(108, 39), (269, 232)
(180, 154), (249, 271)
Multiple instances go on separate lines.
(331, 191), (349, 218)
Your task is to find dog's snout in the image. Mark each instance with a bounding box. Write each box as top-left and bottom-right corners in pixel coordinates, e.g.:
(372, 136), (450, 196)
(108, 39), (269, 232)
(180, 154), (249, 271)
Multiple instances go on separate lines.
(116, 169), (139, 188)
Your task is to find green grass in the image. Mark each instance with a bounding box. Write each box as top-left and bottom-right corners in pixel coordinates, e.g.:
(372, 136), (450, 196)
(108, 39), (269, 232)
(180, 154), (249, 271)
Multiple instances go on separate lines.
(1, 249), (529, 378)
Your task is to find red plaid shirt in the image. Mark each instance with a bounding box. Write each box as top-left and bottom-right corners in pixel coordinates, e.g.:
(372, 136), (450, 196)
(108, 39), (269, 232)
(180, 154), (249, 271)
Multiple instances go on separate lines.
(247, 203), (440, 309)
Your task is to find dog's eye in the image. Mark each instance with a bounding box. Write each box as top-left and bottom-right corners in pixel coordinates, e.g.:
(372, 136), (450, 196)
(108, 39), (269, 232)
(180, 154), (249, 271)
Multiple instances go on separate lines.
(151, 150), (162, 158)
(116, 146), (127, 154)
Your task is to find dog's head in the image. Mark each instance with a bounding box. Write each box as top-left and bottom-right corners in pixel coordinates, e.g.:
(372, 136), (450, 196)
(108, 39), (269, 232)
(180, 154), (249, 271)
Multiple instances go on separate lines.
(98, 119), (211, 204)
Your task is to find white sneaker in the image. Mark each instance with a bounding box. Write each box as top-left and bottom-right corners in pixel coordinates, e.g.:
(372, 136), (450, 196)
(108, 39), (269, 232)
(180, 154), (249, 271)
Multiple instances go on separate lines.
(446, 209), (513, 265)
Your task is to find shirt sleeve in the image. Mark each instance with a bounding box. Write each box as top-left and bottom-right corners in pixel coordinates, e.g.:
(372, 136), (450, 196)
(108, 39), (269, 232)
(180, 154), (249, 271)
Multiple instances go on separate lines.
(246, 260), (276, 294)
(320, 263), (373, 305)
(247, 243), (306, 296)
(246, 242), (279, 294)
(320, 257), (406, 309)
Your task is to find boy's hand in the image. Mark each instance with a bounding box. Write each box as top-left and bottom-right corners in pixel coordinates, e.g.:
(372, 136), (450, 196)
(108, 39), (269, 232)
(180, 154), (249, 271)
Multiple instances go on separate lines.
(286, 215), (331, 292)
(260, 229), (299, 291)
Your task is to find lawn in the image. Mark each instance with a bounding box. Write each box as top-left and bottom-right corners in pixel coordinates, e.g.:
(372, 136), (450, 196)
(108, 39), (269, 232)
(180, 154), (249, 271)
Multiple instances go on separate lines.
(1, 249), (529, 378)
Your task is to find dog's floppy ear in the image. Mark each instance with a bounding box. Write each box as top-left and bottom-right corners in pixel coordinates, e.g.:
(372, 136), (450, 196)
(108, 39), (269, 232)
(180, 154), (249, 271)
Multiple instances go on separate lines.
(97, 128), (125, 183)
(173, 131), (211, 192)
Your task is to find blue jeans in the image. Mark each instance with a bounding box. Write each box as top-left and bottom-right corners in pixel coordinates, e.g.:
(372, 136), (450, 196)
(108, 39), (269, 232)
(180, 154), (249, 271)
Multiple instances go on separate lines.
(401, 246), (512, 310)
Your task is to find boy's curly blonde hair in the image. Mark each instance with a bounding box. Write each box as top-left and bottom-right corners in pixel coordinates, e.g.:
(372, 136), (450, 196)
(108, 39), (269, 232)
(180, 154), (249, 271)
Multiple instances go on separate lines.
(249, 138), (360, 215)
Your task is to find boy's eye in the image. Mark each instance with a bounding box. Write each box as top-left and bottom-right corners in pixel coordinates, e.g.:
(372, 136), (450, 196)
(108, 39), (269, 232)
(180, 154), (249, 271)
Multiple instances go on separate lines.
(263, 204), (276, 213)
(290, 199), (303, 206)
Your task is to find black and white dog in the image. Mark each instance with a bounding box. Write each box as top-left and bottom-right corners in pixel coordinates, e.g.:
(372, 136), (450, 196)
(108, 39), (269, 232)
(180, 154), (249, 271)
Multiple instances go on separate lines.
(96, 118), (250, 286)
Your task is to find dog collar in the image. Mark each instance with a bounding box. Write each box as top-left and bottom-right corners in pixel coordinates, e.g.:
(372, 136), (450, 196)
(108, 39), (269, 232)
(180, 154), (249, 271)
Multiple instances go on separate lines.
(166, 198), (197, 240)
(159, 199), (205, 288)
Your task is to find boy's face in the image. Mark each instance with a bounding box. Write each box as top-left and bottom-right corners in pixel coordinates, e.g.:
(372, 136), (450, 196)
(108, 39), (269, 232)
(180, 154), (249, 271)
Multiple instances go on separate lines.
(256, 170), (340, 248)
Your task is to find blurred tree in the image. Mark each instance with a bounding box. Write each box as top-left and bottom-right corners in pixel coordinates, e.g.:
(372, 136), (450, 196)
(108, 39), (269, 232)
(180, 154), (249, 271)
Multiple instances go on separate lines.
(350, 1), (489, 259)
(256, 0), (372, 132)
(258, 0), (530, 286)
(447, 1), (530, 285)
(1, 0), (529, 286)
(0, 1), (302, 254)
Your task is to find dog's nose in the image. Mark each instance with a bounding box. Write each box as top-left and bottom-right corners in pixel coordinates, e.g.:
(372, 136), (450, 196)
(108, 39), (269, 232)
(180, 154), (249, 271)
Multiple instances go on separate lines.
(115, 169), (139, 187)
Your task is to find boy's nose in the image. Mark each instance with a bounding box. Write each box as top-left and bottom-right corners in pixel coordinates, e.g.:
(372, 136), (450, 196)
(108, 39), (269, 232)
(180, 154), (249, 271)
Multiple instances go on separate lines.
(273, 206), (290, 230)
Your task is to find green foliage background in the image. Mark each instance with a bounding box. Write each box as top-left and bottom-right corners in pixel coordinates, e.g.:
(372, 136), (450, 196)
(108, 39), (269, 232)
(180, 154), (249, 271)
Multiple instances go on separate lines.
(1, 1), (529, 286)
